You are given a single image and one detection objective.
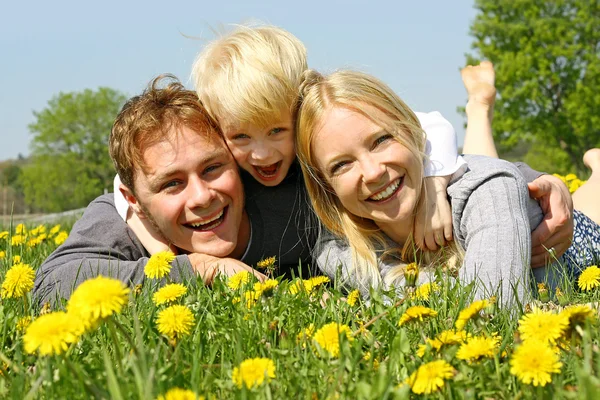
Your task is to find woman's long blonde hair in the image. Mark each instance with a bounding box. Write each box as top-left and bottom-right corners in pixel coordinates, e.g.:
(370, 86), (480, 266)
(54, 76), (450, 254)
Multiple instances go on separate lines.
(295, 70), (462, 289)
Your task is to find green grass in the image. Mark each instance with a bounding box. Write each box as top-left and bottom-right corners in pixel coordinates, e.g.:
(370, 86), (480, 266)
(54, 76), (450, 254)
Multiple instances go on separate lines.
(1, 222), (600, 399)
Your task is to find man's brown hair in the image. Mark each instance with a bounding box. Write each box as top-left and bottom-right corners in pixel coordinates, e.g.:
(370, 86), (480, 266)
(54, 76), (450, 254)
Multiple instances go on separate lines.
(109, 74), (222, 193)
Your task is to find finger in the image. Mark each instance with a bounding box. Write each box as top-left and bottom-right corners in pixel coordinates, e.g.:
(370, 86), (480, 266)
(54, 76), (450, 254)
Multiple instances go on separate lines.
(434, 231), (446, 247)
(527, 181), (550, 199)
(444, 224), (453, 242)
(424, 233), (439, 252)
(530, 221), (553, 248)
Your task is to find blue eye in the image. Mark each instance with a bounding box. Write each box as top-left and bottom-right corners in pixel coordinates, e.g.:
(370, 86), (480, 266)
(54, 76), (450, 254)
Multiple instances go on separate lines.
(269, 127), (284, 135)
(204, 163), (223, 174)
(373, 134), (393, 149)
(161, 181), (180, 191)
(232, 133), (250, 140)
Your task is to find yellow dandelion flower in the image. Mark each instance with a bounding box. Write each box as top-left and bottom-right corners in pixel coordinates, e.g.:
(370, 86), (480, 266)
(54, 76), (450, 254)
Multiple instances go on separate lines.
(244, 290), (262, 308)
(153, 283), (187, 306)
(232, 297), (241, 305)
(561, 304), (597, 326)
(290, 276), (330, 295)
(16, 316), (32, 332)
(417, 339), (443, 358)
(437, 329), (468, 345)
(404, 262), (419, 287)
(11, 234), (25, 246)
(232, 357), (276, 389)
(405, 360), (454, 395)
(518, 310), (569, 345)
(156, 304), (194, 339)
(253, 279), (278, 294)
(145, 251), (175, 279)
(297, 323), (315, 343)
(227, 271), (252, 290)
(256, 256), (276, 269)
(510, 340), (562, 386)
(456, 335), (499, 362)
(399, 306), (438, 326)
(12, 255), (21, 263)
(14, 224), (26, 235)
(0, 250), (4, 259)
(578, 265), (600, 291)
(49, 224), (61, 235)
(0, 231), (8, 240)
(54, 231), (69, 245)
(413, 282), (440, 301)
(1, 263), (35, 298)
(313, 322), (353, 358)
(67, 276), (129, 327)
(455, 299), (489, 330)
(156, 388), (203, 400)
(346, 289), (361, 306)
(23, 312), (81, 355)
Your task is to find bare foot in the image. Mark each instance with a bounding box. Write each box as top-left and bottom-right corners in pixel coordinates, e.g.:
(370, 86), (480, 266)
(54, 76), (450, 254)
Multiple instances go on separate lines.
(583, 148), (600, 172)
(461, 61), (497, 107)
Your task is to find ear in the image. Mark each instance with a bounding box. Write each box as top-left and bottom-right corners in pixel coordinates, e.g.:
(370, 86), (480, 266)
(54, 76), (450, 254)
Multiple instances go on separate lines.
(119, 183), (148, 220)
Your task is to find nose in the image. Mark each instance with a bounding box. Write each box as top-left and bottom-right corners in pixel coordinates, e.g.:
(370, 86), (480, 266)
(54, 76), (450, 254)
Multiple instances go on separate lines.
(361, 155), (386, 184)
(250, 142), (275, 162)
(187, 176), (215, 209)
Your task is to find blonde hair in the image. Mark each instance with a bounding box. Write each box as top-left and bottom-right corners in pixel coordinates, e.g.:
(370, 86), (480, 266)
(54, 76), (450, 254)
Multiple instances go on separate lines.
(191, 25), (307, 128)
(296, 70), (462, 289)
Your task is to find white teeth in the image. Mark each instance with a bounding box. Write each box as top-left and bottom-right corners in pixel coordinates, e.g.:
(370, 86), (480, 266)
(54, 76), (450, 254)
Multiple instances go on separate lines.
(369, 178), (401, 201)
(190, 209), (224, 228)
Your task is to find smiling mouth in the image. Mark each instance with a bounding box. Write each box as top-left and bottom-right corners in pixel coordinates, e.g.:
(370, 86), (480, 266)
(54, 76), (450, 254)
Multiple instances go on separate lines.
(185, 207), (227, 231)
(253, 161), (282, 180)
(367, 177), (403, 202)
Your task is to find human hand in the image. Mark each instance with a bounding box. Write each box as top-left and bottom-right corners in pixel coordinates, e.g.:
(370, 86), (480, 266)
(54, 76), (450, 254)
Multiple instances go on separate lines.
(528, 175), (574, 267)
(127, 209), (176, 255)
(187, 253), (267, 285)
(415, 176), (453, 251)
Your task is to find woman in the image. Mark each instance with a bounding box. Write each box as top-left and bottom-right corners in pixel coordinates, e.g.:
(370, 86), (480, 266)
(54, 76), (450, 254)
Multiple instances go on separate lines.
(295, 69), (600, 304)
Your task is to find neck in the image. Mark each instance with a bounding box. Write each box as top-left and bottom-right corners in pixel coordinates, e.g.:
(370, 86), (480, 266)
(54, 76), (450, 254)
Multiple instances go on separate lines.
(229, 210), (250, 259)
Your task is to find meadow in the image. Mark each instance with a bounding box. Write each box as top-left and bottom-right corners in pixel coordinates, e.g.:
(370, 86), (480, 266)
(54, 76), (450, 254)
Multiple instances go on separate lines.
(0, 173), (599, 400)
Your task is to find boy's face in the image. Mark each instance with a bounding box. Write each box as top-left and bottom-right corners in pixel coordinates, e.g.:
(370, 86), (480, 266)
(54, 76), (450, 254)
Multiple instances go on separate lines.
(122, 125), (247, 257)
(222, 108), (295, 186)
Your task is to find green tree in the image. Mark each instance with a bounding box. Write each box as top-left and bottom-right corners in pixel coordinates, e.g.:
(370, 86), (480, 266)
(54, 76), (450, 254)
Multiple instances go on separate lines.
(466, 0), (600, 175)
(21, 87), (126, 212)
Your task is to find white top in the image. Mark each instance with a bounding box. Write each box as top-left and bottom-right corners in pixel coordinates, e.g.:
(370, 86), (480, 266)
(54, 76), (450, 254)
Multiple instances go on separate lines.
(113, 110), (465, 220)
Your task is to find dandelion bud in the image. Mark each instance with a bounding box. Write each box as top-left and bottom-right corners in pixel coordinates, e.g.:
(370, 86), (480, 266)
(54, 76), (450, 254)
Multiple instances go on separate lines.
(404, 262), (419, 288)
(555, 287), (569, 306)
(537, 283), (550, 303)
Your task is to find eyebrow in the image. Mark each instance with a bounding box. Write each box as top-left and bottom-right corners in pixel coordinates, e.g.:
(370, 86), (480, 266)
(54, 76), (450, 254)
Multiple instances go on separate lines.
(147, 148), (229, 190)
(323, 129), (388, 174)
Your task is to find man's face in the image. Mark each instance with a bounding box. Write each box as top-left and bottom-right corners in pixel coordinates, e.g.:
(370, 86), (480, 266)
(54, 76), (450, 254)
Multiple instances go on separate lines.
(123, 125), (245, 257)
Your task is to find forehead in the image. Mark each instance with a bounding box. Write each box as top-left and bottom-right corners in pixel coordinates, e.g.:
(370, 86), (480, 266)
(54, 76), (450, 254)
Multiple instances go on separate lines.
(220, 107), (293, 133)
(139, 125), (228, 171)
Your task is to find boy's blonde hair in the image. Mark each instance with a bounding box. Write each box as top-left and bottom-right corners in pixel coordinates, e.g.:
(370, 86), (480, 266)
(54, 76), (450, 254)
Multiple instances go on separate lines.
(296, 70), (463, 289)
(191, 25), (307, 128)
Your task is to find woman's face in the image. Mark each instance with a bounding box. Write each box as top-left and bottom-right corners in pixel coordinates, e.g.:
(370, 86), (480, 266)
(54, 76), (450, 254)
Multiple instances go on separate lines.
(312, 105), (421, 230)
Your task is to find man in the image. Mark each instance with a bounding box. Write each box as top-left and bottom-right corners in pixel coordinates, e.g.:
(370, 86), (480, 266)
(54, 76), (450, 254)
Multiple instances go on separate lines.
(34, 75), (314, 305)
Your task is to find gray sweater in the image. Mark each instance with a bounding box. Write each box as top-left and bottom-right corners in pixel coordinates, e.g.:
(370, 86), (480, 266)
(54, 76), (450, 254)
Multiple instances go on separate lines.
(314, 155), (545, 304)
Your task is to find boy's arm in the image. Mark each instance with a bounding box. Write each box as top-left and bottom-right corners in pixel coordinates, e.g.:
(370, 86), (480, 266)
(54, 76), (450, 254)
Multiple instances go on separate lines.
(415, 111), (466, 251)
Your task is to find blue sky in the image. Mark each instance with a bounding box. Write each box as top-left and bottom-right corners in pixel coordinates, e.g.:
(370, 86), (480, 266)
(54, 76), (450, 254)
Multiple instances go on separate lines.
(0, 0), (477, 161)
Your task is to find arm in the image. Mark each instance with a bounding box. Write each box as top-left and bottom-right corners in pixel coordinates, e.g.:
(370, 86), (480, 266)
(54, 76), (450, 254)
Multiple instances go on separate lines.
(512, 164), (574, 267)
(33, 194), (194, 306)
(414, 111), (467, 251)
(448, 156), (538, 305)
